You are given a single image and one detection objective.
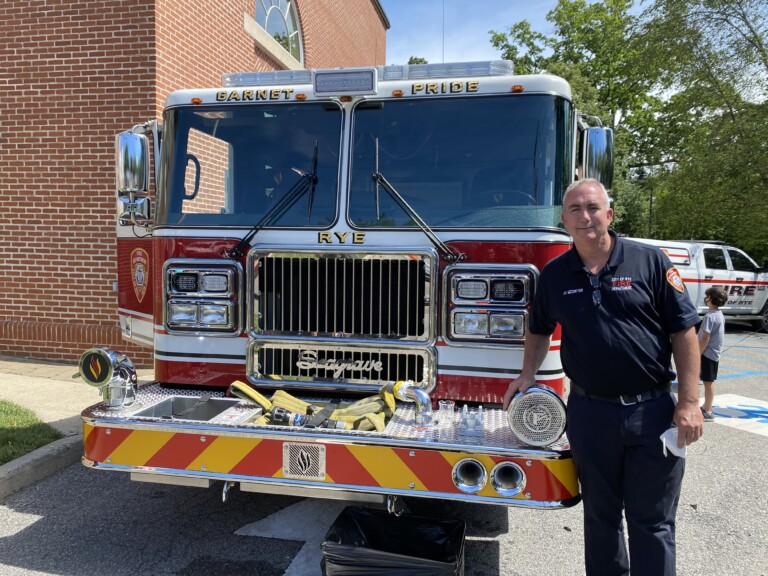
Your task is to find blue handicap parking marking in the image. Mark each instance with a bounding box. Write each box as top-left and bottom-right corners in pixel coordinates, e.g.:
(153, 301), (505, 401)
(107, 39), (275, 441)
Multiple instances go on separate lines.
(715, 404), (768, 424)
(709, 394), (768, 437)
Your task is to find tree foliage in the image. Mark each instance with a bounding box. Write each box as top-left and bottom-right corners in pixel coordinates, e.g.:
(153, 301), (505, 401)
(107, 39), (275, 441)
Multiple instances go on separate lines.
(641, 0), (768, 258)
(490, 0), (768, 260)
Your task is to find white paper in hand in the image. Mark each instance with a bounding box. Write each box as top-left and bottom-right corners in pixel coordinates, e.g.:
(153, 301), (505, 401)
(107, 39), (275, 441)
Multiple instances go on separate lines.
(660, 427), (687, 458)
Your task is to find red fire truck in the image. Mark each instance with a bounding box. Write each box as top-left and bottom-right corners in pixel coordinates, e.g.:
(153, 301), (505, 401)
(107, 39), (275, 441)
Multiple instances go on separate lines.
(79, 61), (613, 512)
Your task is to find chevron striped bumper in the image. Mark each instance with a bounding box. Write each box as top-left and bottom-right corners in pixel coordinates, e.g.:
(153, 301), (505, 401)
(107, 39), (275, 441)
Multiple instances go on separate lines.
(81, 386), (579, 508)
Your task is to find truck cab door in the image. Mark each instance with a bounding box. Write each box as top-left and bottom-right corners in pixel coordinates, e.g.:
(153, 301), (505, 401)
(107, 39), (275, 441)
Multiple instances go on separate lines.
(726, 247), (764, 315)
(115, 127), (158, 350)
(701, 247), (732, 313)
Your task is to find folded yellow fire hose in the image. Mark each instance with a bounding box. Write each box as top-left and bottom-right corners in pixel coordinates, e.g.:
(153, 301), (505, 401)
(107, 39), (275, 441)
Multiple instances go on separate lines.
(228, 381), (395, 432)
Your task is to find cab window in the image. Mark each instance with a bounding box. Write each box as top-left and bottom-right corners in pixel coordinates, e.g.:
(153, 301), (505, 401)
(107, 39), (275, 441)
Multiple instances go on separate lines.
(703, 248), (728, 270)
(727, 249), (758, 272)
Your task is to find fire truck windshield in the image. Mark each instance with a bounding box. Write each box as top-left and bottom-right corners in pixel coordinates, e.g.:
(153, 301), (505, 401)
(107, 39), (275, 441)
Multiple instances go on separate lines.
(349, 94), (572, 228)
(157, 102), (342, 227)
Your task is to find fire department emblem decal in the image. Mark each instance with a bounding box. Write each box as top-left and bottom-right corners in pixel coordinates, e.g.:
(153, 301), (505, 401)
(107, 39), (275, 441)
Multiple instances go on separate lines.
(666, 267), (685, 293)
(131, 248), (149, 303)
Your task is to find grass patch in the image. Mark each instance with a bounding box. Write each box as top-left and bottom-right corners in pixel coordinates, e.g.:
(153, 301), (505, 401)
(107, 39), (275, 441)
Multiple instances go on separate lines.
(0, 400), (63, 466)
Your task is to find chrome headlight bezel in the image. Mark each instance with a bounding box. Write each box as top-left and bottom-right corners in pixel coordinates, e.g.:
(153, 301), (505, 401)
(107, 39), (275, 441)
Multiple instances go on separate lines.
(443, 264), (536, 346)
(163, 259), (242, 335)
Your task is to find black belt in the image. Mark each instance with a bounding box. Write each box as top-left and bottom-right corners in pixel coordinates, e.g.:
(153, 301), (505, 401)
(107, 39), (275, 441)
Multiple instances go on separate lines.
(570, 382), (671, 405)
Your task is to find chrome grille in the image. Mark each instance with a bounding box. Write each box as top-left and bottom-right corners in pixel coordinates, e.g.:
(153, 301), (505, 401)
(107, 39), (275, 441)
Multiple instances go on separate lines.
(250, 342), (434, 391)
(251, 251), (433, 341)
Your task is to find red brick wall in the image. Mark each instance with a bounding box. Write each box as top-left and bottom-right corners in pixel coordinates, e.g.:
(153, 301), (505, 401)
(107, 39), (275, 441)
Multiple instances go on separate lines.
(0, 0), (157, 365)
(0, 0), (387, 367)
(299, 0), (387, 68)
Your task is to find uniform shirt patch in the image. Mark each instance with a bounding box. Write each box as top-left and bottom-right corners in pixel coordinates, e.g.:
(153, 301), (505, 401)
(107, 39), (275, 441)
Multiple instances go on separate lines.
(612, 276), (633, 291)
(666, 267), (685, 293)
(563, 288), (584, 295)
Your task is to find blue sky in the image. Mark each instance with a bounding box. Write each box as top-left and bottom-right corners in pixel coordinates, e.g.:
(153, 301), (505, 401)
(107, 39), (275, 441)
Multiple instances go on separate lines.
(379, 0), (559, 65)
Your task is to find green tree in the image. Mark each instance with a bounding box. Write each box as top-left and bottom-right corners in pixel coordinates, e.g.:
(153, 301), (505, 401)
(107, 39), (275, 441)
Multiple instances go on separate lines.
(407, 56), (428, 64)
(640, 0), (768, 259)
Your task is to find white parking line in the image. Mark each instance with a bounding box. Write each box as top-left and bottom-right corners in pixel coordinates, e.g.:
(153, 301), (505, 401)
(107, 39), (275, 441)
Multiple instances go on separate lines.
(236, 498), (350, 576)
(708, 394), (768, 437)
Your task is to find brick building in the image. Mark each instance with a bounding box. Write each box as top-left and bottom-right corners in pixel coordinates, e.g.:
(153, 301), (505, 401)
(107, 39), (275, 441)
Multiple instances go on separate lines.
(0, 0), (388, 365)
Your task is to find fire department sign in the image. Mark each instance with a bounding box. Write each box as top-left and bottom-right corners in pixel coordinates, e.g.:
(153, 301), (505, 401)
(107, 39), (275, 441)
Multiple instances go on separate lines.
(131, 248), (149, 303)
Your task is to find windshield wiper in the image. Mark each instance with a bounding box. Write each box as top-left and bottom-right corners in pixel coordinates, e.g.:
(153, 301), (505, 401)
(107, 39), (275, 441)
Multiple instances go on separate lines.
(371, 139), (465, 262)
(297, 140), (319, 220)
(228, 143), (319, 259)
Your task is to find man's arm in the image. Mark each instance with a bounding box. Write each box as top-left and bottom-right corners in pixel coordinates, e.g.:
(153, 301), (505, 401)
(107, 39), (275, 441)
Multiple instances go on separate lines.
(502, 332), (552, 410)
(671, 325), (704, 447)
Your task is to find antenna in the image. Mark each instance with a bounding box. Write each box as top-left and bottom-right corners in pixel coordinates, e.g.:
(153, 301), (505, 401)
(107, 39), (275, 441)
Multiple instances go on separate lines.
(442, 0), (445, 63)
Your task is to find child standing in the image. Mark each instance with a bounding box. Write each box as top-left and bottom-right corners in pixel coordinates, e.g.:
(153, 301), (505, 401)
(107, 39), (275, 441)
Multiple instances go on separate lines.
(699, 286), (728, 421)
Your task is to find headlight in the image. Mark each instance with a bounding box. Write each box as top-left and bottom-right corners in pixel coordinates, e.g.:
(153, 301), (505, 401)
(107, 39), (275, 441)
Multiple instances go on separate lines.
(168, 301), (235, 330)
(490, 313), (524, 337)
(447, 268), (533, 344)
(164, 260), (241, 334)
(456, 279), (487, 300)
(454, 312), (488, 335)
(199, 303), (229, 325)
(168, 302), (198, 324)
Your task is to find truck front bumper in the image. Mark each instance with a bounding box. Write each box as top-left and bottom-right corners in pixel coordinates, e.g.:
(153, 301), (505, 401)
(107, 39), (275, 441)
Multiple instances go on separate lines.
(82, 384), (580, 508)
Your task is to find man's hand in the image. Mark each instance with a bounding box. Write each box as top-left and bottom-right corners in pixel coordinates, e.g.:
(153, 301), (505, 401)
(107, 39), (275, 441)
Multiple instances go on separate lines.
(670, 325), (704, 448)
(673, 401), (704, 448)
(502, 374), (537, 411)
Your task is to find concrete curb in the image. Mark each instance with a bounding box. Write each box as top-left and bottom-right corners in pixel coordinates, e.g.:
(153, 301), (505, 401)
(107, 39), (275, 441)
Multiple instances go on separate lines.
(0, 434), (83, 501)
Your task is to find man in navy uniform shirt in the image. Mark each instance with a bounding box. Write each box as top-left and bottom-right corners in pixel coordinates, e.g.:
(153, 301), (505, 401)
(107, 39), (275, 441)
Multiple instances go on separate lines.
(504, 179), (703, 576)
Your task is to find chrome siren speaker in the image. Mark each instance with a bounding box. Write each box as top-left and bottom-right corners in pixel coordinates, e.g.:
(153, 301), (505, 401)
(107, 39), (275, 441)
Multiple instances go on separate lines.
(507, 386), (567, 446)
(78, 348), (138, 409)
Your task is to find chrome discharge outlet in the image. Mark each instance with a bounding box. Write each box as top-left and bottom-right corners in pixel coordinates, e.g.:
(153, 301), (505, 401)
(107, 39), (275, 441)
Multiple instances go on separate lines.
(78, 348), (138, 410)
(452, 458), (488, 494)
(490, 462), (527, 497)
(381, 379), (434, 429)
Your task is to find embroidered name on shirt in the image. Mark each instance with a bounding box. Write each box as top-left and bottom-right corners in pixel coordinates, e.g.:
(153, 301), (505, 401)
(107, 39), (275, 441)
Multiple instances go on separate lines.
(563, 288), (584, 295)
(612, 277), (633, 291)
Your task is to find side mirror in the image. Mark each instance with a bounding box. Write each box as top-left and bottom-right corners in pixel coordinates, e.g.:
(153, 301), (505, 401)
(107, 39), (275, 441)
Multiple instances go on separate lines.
(116, 132), (149, 193)
(584, 127), (614, 190)
(115, 131), (152, 226)
(118, 195), (151, 225)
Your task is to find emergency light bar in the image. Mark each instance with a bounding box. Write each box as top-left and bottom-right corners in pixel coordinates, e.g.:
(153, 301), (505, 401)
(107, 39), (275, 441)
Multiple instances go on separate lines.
(221, 69), (312, 88)
(313, 68), (377, 95)
(379, 60), (515, 80)
(221, 60), (515, 91)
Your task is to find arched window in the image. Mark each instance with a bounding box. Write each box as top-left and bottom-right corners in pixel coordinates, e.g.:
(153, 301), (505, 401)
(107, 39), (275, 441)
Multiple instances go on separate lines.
(255, 0), (303, 64)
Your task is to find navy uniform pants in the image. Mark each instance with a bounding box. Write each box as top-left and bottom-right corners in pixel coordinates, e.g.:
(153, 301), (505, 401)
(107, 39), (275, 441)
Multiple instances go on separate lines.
(567, 391), (685, 576)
